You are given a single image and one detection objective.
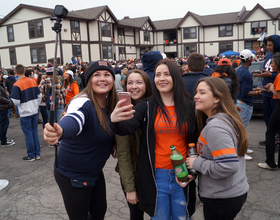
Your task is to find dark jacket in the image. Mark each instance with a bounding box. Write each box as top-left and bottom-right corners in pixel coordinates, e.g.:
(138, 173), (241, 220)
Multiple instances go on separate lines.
(110, 97), (197, 217)
(182, 72), (208, 97)
(0, 82), (13, 110)
(262, 34), (280, 97)
(141, 51), (162, 84)
(5, 76), (16, 93)
(204, 67), (214, 76)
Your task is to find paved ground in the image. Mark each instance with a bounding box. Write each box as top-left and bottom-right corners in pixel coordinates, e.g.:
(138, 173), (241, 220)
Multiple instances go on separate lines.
(0, 115), (280, 220)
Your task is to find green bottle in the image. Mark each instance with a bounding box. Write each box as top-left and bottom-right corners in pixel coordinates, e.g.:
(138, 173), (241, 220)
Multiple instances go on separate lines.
(170, 145), (189, 182)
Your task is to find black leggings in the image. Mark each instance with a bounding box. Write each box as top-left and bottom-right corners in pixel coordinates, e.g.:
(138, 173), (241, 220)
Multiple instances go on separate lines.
(265, 99), (280, 168)
(203, 193), (247, 220)
(120, 179), (144, 220)
(54, 169), (107, 220)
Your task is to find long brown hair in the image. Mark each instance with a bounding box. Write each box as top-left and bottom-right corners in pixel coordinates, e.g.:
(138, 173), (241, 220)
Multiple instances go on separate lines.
(123, 69), (153, 171)
(69, 73), (117, 133)
(195, 77), (248, 156)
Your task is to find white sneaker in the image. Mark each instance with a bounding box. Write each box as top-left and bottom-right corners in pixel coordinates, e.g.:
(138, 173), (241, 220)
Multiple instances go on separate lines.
(258, 162), (276, 170)
(246, 149), (253, 154)
(0, 179), (9, 190)
(244, 154), (252, 161)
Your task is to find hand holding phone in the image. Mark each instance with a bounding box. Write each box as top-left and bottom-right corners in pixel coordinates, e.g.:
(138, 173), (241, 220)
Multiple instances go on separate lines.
(118, 92), (132, 107)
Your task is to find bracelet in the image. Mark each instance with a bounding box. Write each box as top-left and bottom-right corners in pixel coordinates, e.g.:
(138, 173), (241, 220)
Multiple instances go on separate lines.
(256, 91), (259, 95)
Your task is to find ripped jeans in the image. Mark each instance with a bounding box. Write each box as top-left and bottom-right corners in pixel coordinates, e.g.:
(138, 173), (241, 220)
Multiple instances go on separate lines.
(151, 169), (187, 220)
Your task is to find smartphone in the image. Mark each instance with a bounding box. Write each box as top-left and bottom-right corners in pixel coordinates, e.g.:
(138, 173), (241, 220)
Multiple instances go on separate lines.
(252, 70), (262, 74)
(118, 92), (131, 107)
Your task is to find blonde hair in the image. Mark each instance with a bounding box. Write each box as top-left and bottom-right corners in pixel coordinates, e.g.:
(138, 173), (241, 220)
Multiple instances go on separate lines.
(196, 77), (248, 156)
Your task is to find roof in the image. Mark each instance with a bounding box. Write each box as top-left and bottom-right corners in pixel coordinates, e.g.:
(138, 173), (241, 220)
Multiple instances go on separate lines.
(153, 18), (182, 30)
(0, 4), (119, 25)
(119, 16), (155, 29)
(70, 5), (119, 23)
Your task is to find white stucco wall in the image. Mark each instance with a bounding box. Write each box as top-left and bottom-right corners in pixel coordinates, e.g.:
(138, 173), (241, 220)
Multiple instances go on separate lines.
(91, 44), (100, 61)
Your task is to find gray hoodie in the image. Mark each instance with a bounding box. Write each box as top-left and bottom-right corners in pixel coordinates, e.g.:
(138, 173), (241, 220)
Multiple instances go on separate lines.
(193, 113), (249, 199)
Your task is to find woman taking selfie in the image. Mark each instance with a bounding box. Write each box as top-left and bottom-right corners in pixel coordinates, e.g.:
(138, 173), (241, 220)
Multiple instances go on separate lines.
(111, 60), (196, 220)
(182, 77), (249, 220)
(44, 61), (117, 220)
(115, 69), (153, 220)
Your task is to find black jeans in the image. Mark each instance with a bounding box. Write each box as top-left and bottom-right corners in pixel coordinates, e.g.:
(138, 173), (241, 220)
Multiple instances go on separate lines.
(265, 99), (280, 168)
(120, 179), (144, 220)
(0, 110), (9, 144)
(54, 169), (107, 220)
(203, 193), (247, 220)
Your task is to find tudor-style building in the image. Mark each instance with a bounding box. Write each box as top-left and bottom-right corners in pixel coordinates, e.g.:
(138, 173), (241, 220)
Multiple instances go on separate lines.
(0, 3), (280, 68)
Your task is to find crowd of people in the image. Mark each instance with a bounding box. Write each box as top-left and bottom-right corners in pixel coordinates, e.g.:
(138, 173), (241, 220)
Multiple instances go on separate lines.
(1, 34), (280, 219)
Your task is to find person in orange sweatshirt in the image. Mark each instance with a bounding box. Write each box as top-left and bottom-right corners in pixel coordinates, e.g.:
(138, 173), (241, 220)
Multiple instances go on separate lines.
(63, 70), (79, 106)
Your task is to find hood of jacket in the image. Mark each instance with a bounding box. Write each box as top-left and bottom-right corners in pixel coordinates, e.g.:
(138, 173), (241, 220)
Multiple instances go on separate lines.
(270, 35), (280, 53)
(141, 51), (163, 73)
(7, 76), (16, 81)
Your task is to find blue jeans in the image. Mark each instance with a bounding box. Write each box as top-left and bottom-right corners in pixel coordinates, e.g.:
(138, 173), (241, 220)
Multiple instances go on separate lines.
(151, 169), (187, 220)
(39, 106), (48, 128)
(47, 105), (64, 123)
(236, 99), (253, 128)
(20, 114), (40, 159)
(0, 110), (9, 144)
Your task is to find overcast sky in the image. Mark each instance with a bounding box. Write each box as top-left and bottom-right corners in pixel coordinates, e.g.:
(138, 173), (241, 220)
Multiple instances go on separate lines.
(0, 0), (279, 21)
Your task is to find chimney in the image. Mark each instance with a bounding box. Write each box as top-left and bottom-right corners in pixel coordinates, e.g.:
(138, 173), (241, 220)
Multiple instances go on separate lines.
(123, 16), (129, 19)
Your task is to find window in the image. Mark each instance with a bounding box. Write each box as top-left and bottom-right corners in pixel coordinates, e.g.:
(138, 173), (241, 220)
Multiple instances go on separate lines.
(9, 49), (17, 65)
(103, 45), (112, 59)
(101, 22), (111, 37)
(7, 26), (14, 42)
(219, 42), (233, 53)
(118, 28), (124, 35)
(71, 21), (80, 32)
(119, 47), (125, 54)
(144, 31), (150, 41)
(183, 27), (196, 39)
(219, 25), (233, 37)
(73, 45), (81, 57)
(30, 46), (46, 63)
(28, 20), (43, 38)
(251, 21), (267, 35)
(245, 41), (252, 50)
(184, 44), (197, 56)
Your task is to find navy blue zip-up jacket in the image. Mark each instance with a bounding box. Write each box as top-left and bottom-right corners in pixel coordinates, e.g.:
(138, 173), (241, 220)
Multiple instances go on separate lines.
(182, 72), (208, 97)
(262, 35), (280, 97)
(236, 67), (253, 105)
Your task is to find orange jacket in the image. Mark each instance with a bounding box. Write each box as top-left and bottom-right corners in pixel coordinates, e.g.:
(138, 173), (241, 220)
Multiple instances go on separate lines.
(64, 81), (79, 105)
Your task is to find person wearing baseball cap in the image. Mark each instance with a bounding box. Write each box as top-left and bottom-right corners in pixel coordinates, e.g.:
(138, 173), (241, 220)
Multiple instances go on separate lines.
(63, 70), (79, 106)
(43, 60), (117, 219)
(236, 49), (262, 161)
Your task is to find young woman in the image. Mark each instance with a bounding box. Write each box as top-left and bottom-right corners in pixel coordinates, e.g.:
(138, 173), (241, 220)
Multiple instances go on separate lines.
(37, 72), (48, 128)
(182, 77), (249, 220)
(115, 69), (153, 220)
(212, 58), (253, 161)
(44, 61), (117, 220)
(63, 69), (79, 106)
(110, 60), (196, 219)
(258, 53), (280, 169)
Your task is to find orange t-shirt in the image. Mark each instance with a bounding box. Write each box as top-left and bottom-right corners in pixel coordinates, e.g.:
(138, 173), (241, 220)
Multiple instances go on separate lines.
(64, 81), (79, 105)
(154, 106), (188, 169)
(273, 73), (280, 99)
